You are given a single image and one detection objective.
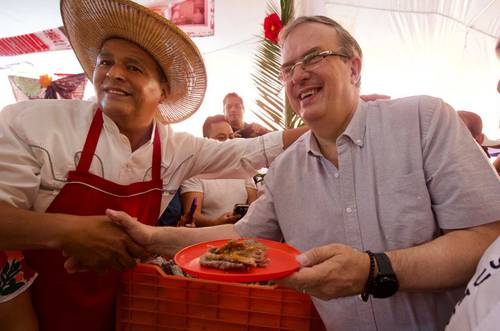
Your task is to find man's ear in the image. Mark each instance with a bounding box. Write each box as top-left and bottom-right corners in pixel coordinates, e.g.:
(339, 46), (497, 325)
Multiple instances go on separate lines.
(160, 82), (170, 103)
(350, 56), (362, 86)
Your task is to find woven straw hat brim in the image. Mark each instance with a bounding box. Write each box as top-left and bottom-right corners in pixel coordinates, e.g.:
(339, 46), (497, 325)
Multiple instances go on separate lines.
(60, 0), (207, 124)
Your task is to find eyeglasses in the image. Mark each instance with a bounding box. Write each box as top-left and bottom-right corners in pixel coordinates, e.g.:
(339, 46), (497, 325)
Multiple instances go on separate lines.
(279, 50), (349, 83)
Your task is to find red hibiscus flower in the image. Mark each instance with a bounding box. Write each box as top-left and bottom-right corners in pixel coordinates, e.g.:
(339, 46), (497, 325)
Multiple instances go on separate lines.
(20, 258), (36, 280)
(264, 13), (283, 44)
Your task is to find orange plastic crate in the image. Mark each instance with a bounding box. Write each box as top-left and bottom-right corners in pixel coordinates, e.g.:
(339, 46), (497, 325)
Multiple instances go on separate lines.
(116, 264), (326, 331)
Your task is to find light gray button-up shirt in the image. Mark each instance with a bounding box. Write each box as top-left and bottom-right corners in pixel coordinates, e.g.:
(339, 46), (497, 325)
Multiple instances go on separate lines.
(235, 95), (500, 331)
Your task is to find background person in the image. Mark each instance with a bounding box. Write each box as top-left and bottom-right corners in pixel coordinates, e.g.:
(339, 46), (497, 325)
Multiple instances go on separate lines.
(223, 92), (272, 138)
(444, 38), (500, 331)
(180, 115), (257, 227)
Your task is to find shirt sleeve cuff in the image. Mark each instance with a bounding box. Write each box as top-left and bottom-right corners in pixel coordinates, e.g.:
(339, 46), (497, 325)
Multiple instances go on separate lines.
(261, 131), (284, 167)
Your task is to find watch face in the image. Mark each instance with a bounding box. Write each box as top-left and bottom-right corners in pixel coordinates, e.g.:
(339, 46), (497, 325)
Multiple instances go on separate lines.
(372, 275), (399, 298)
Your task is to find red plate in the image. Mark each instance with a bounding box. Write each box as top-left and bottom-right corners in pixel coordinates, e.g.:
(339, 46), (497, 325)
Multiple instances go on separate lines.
(174, 238), (300, 282)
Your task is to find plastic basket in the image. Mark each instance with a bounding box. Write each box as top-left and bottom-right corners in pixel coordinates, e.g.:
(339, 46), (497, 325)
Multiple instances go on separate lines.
(116, 264), (326, 331)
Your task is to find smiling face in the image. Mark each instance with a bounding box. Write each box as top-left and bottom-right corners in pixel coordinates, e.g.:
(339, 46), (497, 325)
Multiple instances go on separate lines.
(281, 22), (361, 134)
(93, 38), (168, 127)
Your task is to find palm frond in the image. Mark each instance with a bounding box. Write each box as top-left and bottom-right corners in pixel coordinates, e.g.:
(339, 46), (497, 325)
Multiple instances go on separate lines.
(251, 0), (303, 130)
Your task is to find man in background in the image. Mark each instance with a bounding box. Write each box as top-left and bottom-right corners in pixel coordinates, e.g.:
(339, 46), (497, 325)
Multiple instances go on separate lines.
(223, 92), (272, 138)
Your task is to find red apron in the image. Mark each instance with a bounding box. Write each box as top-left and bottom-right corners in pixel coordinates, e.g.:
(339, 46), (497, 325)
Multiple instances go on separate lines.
(24, 109), (163, 331)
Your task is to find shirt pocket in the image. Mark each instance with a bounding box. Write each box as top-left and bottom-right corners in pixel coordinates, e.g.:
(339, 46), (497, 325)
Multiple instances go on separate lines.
(376, 170), (436, 247)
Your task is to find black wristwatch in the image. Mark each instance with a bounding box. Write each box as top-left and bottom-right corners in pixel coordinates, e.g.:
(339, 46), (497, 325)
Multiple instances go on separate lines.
(362, 251), (399, 300)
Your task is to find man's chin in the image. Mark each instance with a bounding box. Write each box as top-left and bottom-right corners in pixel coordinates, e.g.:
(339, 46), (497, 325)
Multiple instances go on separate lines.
(299, 107), (322, 123)
(99, 99), (130, 112)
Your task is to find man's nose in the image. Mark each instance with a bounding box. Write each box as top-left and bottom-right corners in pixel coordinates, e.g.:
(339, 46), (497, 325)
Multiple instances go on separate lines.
(291, 64), (309, 84)
(105, 65), (125, 80)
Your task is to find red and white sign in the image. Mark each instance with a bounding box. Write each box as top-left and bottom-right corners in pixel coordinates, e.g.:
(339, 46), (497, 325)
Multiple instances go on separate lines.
(0, 27), (70, 56)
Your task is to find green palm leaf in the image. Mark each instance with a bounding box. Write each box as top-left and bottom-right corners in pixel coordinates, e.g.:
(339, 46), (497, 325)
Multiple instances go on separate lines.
(251, 0), (303, 129)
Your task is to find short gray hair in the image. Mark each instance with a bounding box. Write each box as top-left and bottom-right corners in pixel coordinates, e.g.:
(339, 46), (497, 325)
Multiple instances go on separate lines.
(279, 16), (363, 87)
(279, 15), (363, 60)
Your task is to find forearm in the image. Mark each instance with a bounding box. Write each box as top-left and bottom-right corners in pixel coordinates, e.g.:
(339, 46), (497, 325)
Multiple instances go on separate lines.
(150, 224), (240, 257)
(193, 212), (218, 227)
(0, 202), (68, 250)
(387, 221), (500, 291)
(0, 290), (38, 331)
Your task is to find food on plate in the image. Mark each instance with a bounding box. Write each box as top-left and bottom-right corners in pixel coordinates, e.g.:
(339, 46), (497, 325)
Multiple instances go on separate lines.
(199, 239), (270, 270)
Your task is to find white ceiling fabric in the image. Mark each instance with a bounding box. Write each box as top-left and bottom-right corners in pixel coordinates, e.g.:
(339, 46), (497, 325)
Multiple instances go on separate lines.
(294, 0), (500, 136)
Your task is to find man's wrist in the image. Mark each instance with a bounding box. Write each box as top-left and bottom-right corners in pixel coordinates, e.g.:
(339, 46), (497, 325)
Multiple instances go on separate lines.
(362, 251), (399, 301)
(45, 214), (73, 250)
(361, 250), (375, 301)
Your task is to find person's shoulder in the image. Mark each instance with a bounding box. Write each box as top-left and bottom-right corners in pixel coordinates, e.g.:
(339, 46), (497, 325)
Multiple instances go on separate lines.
(368, 95), (450, 126)
(372, 95), (443, 112)
(2, 99), (94, 120)
(1, 99), (95, 130)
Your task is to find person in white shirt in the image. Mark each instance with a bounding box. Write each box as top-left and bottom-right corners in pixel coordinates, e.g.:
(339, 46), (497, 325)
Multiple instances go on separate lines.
(180, 115), (257, 227)
(445, 236), (500, 331)
(0, 0), (305, 330)
(444, 38), (500, 331)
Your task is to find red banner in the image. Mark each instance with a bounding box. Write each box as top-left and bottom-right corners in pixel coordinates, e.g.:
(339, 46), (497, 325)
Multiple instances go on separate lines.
(0, 27), (69, 56)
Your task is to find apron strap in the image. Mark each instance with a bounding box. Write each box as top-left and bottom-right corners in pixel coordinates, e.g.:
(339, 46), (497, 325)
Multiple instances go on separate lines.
(76, 108), (103, 172)
(151, 125), (161, 180)
(77, 108), (162, 179)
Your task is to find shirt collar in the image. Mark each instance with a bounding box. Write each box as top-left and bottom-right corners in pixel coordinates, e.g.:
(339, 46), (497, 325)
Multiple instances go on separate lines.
(101, 108), (157, 146)
(305, 131), (323, 157)
(305, 99), (367, 157)
(339, 99), (367, 147)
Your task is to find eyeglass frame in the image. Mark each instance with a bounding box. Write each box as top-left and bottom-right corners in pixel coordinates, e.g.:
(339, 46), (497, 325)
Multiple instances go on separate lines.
(279, 50), (350, 83)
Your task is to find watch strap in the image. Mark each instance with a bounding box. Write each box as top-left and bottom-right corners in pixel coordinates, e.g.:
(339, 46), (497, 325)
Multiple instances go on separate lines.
(361, 250), (375, 302)
(373, 252), (393, 275)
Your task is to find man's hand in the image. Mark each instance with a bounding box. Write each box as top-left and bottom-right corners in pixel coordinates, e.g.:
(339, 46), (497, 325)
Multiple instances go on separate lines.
(275, 243), (370, 300)
(105, 209), (160, 253)
(177, 214), (196, 227)
(61, 213), (148, 273)
(215, 212), (240, 225)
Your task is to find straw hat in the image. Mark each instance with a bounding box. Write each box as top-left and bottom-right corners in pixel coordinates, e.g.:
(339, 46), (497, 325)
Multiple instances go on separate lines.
(60, 0), (207, 124)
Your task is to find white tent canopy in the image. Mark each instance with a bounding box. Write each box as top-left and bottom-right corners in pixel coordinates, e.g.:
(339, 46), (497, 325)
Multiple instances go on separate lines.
(0, 0), (498, 138)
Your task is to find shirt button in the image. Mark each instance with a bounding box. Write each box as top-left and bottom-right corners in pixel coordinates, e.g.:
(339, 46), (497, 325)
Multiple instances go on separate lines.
(346, 207), (353, 213)
(334, 173), (339, 178)
(356, 139), (362, 145)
